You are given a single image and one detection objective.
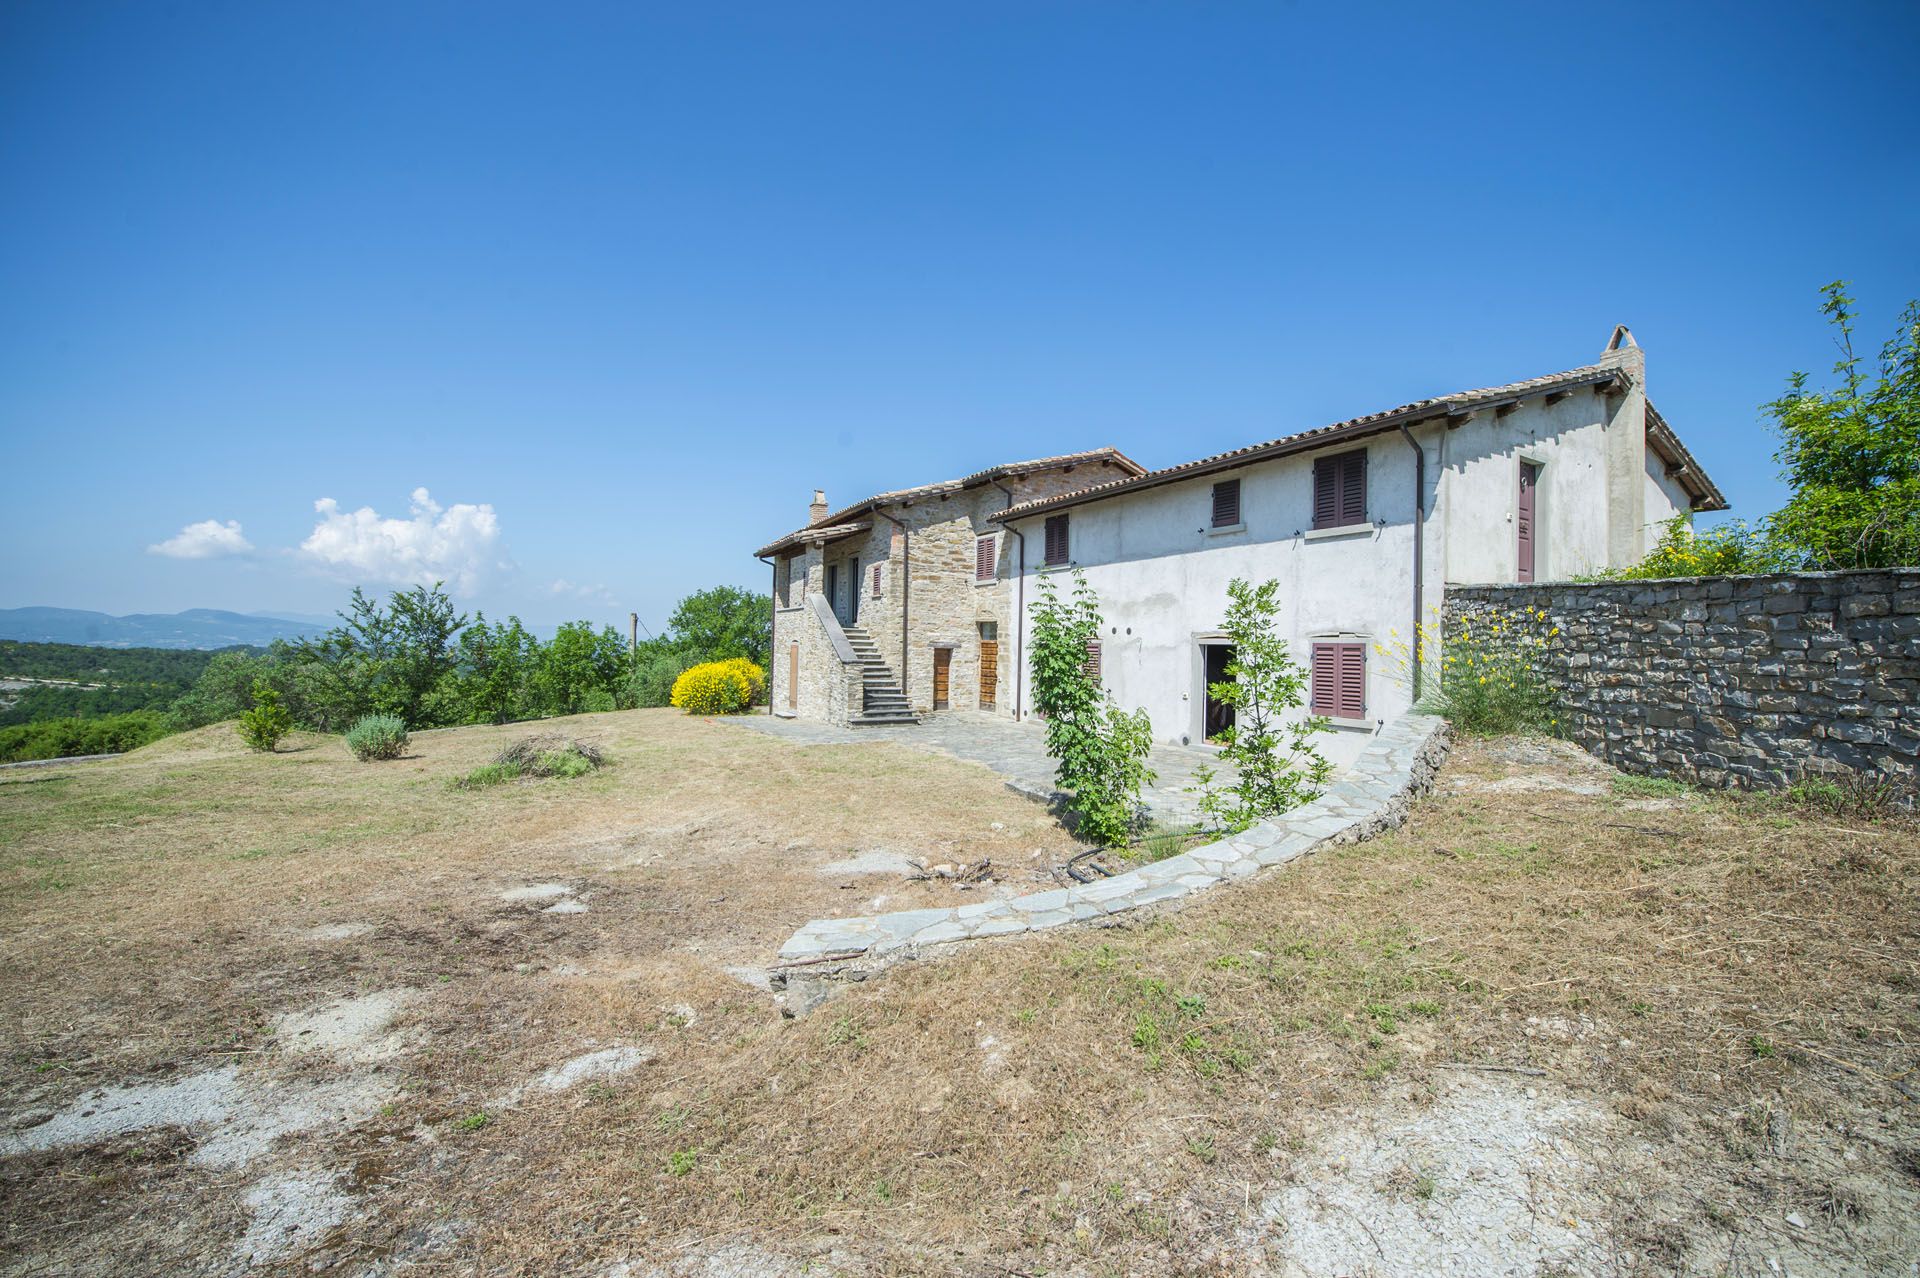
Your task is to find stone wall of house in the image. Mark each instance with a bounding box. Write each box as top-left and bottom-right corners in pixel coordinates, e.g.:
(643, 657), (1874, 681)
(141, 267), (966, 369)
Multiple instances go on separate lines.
(810, 458), (1134, 718)
(1444, 569), (1920, 798)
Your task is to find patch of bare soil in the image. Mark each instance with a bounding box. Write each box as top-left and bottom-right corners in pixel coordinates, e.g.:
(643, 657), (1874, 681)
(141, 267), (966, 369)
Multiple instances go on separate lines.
(2, 717), (1916, 1276)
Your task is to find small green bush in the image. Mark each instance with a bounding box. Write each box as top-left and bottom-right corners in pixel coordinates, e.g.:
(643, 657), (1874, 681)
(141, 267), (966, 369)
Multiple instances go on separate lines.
(345, 714), (409, 762)
(236, 681), (293, 753)
(669, 658), (765, 715)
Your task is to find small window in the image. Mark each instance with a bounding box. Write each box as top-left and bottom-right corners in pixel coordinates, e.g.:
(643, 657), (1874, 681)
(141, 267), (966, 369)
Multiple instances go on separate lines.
(1043, 514), (1070, 567)
(1310, 642), (1366, 719)
(975, 534), (996, 582)
(1211, 479), (1241, 529)
(1312, 450), (1368, 529)
(871, 562), (883, 598)
(1084, 639), (1102, 685)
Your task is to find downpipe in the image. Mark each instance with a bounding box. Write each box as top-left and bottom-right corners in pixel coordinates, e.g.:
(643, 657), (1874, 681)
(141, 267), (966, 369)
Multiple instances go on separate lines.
(1397, 423), (1426, 702)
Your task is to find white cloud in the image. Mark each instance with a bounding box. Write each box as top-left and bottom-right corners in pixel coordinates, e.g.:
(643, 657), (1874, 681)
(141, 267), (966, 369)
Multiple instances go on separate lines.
(299, 487), (505, 595)
(149, 519), (253, 559)
(550, 578), (617, 607)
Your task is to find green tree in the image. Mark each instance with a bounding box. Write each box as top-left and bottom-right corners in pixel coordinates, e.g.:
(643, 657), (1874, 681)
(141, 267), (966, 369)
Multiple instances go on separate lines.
(668, 586), (772, 667)
(447, 614), (541, 724)
(289, 584), (469, 728)
(236, 680), (293, 752)
(1765, 282), (1920, 569)
(536, 621), (628, 716)
(1028, 569), (1156, 847)
(1189, 578), (1331, 832)
(169, 649), (282, 729)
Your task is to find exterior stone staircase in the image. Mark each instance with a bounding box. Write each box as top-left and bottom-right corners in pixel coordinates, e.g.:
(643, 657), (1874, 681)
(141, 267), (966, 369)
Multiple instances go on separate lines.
(842, 626), (918, 725)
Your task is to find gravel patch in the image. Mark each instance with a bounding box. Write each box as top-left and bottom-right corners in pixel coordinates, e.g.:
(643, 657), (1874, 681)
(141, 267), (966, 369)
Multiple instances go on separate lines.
(272, 989), (419, 1063)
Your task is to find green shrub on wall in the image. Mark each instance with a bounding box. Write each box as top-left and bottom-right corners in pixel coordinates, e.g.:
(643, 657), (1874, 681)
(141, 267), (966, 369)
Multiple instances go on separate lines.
(669, 659), (766, 716)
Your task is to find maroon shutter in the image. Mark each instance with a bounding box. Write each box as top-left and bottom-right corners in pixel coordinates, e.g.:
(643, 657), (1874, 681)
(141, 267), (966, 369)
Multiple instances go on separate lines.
(1212, 479), (1241, 528)
(1044, 514), (1070, 566)
(1084, 640), (1102, 685)
(976, 535), (995, 581)
(1340, 454), (1367, 526)
(1312, 459), (1338, 529)
(1338, 643), (1366, 718)
(871, 563), (882, 597)
(1309, 642), (1364, 717)
(1314, 451), (1367, 528)
(1310, 643), (1336, 715)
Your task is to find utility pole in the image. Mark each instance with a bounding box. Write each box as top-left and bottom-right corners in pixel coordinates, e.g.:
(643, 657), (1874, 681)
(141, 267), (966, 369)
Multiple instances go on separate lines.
(629, 612), (639, 657)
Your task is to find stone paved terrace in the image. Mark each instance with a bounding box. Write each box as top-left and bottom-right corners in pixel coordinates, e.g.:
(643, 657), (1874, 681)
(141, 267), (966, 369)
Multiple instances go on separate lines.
(725, 709), (1229, 827)
(768, 713), (1448, 981)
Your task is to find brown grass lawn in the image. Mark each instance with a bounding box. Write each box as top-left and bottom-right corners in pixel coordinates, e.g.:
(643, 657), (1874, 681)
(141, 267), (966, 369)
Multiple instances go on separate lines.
(1, 713), (1916, 1276)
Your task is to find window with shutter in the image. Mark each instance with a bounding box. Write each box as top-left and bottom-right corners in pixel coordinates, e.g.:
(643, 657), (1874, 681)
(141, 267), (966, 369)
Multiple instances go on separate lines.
(1310, 641), (1367, 719)
(1084, 639), (1102, 685)
(1312, 450), (1368, 529)
(1043, 514), (1070, 566)
(975, 534), (996, 582)
(871, 563), (883, 598)
(1211, 479), (1241, 529)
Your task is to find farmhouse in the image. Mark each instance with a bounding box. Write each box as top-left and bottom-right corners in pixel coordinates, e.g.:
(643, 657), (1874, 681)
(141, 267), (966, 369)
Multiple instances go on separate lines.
(756, 328), (1726, 764)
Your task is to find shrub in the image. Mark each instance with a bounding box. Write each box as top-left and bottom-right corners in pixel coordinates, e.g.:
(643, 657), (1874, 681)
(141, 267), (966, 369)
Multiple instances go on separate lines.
(1188, 578), (1332, 832)
(1379, 605), (1557, 736)
(669, 659), (765, 716)
(0, 711), (173, 763)
(1028, 570), (1156, 847)
(236, 682), (293, 753)
(454, 733), (605, 789)
(345, 714), (409, 761)
(1589, 513), (1787, 581)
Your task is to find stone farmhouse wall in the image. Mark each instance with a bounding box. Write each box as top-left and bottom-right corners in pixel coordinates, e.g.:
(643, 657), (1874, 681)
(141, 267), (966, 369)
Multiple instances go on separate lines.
(776, 457), (1133, 722)
(1444, 569), (1920, 798)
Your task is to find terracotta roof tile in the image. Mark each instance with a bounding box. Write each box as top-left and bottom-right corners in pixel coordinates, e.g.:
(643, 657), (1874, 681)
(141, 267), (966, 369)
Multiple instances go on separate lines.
(753, 448), (1144, 558)
(989, 362), (1711, 522)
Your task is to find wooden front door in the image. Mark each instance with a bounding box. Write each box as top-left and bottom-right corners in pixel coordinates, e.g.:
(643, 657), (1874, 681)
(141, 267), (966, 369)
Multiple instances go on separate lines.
(1517, 461), (1539, 583)
(978, 625), (998, 710)
(932, 647), (951, 710)
(787, 642), (798, 710)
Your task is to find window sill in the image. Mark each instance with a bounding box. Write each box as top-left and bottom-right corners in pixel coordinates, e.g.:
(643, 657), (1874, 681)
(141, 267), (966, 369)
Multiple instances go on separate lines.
(1323, 715), (1375, 731)
(1206, 522), (1246, 537)
(973, 577), (998, 587)
(1304, 523), (1372, 542)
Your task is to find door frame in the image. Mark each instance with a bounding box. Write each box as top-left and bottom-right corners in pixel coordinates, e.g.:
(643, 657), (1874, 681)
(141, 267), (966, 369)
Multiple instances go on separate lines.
(931, 644), (953, 711)
(1516, 455), (1543, 583)
(1192, 633), (1234, 746)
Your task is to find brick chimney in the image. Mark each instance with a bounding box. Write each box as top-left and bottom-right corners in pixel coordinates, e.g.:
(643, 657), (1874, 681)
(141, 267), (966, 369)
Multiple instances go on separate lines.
(809, 489), (829, 525)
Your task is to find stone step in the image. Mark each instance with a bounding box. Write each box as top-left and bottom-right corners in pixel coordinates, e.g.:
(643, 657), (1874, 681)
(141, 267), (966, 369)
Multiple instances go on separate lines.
(850, 712), (919, 726)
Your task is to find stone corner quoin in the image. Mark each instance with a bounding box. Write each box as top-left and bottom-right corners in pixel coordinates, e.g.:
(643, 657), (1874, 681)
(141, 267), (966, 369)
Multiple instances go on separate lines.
(771, 713), (1450, 973)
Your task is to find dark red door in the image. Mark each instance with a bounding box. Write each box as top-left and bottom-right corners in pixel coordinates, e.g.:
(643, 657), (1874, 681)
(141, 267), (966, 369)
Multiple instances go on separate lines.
(1517, 462), (1539, 582)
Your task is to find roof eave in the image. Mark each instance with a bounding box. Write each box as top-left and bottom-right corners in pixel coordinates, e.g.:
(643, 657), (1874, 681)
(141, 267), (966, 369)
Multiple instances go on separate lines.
(989, 367), (1636, 524)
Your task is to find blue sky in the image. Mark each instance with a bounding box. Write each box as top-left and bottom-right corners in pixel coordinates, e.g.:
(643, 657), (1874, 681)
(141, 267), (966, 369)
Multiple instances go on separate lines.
(2, 2), (1915, 634)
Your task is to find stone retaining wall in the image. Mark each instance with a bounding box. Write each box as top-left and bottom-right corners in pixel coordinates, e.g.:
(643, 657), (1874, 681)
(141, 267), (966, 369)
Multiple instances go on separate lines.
(770, 714), (1449, 1009)
(1444, 569), (1919, 798)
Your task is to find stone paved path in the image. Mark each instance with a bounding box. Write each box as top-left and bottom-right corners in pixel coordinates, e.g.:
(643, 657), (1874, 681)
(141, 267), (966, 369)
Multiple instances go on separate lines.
(769, 714), (1448, 980)
(725, 710), (1227, 827)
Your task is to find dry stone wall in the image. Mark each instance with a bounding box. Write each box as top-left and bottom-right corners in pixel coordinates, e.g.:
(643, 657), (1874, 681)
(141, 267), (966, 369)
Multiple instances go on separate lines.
(1444, 569), (1920, 799)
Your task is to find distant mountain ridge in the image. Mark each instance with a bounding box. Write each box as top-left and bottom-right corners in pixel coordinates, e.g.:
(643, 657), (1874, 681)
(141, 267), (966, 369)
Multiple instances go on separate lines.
(0, 607), (330, 650)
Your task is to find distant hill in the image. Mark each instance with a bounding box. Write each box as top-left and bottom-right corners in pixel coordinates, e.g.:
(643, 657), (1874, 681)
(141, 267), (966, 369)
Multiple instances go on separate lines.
(0, 607), (330, 649)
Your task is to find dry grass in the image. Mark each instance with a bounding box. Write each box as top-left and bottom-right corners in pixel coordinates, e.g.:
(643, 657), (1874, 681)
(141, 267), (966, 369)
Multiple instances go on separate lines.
(1, 719), (1916, 1275)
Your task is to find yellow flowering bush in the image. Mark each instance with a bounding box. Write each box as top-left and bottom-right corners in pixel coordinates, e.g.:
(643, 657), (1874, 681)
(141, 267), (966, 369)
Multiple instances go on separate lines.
(669, 658), (766, 716)
(1376, 604), (1559, 736)
(1592, 513), (1785, 580)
